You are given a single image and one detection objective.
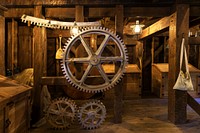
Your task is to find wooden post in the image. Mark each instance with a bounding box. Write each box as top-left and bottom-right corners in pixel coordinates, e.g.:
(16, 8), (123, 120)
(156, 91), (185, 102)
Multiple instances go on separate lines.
(168, 4), (189, 124)
(32, 5), (47, 124)
(151, 37), (155, 64)
(114, 5), (123, 123)
(75, 5), (84, 79)
(76, 5), (84, 22)
(0, 16), (5, 75)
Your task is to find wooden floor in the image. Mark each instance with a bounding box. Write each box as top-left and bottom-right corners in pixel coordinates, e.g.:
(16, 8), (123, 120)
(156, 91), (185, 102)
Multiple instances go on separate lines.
(30, 98), (200, 133)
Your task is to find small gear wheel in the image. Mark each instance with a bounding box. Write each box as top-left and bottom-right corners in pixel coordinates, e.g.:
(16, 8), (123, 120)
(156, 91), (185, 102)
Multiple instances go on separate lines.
(61, 27), (128, 93)
(77, 100), (106, 130)
(45, 97), (77, 129)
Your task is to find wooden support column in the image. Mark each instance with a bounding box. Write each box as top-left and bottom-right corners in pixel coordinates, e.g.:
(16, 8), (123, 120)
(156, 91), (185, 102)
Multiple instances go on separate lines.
(0, 16), (5, 75)
(168, 4), (189, 124)
(75, 5), (84, 79)
(114, 5), (123, 123)
(32, 5), (47, 124)
(76, 5), (84, 22)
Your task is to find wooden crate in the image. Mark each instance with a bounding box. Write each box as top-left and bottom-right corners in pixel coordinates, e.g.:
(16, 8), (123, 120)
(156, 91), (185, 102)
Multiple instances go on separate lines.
(0, 75), (32, 133)
(104, 64), (142, 99)
(152, 63), (200, 98)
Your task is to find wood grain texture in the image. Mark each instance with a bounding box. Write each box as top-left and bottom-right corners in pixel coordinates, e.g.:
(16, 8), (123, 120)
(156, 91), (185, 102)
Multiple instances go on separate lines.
(168, 4), (189, 124)
(0, 16), (5, 75)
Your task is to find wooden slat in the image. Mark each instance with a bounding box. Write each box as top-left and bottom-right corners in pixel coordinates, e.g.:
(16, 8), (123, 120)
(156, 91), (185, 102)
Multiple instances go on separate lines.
(139, 16), (170, 39)
(41, 76), (67, 85)
(0, 16), (5, 75)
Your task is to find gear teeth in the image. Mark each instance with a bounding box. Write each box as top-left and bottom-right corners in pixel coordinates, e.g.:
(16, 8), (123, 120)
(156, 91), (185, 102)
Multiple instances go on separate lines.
(61, 27), (128, 93)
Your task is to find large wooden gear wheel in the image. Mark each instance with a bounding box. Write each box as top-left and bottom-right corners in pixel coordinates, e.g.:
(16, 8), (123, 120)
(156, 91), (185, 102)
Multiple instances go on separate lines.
(61, 27), (128, 93)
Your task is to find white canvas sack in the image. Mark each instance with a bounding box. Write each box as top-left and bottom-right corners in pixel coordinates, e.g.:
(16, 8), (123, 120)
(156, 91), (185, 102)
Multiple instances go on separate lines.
(173, 38), (194, 91)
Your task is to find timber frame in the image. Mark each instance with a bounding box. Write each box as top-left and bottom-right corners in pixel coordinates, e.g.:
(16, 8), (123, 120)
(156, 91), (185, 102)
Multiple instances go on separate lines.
(1, 0), (200, 125)
(0, 5), (7, 75)
(139, 4), (200, 124)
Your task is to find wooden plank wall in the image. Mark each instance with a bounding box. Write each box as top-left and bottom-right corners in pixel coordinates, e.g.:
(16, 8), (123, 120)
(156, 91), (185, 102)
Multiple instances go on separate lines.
(18, 26), (32, 70)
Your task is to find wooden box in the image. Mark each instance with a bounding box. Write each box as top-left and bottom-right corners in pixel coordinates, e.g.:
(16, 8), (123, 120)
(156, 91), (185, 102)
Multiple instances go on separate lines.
(152, 63), (200, 98)
(0, 75), (32, 133)
(104, 64), (142, 99)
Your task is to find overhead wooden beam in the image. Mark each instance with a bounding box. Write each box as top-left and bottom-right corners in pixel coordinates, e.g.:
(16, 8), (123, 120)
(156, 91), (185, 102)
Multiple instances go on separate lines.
(189, 37), (200, 45)
(45, 7), (171, 19)
(124, 7), (171, 17)
(4, 8), (34, 18)
(86, 7), (115, 18)
(168, 4), (189, 124)
(139, 16), (170, 39)
(0, 0), (175, 7)
(190, 6), (200, 17)
(45, 7), (75, 19)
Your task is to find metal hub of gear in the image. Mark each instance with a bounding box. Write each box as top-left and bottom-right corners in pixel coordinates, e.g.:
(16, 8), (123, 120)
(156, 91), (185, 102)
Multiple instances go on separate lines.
(77, 100), (106, 129)
(45, 97), (77, 129)
(61, 27), (128, 93)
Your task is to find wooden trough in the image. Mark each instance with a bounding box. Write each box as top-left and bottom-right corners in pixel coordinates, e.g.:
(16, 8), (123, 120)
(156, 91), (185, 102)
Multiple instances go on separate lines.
(152, 63), (200, 98)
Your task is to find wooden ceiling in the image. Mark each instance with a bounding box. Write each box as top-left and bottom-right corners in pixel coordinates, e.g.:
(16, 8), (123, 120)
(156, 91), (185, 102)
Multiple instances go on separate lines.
(1, 0), (200, 36)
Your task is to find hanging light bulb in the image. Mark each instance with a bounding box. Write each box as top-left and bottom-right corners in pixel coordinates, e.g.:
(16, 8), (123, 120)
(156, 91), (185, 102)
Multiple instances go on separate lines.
(131, 20), (144, 35)
(70, 22), (79, 35)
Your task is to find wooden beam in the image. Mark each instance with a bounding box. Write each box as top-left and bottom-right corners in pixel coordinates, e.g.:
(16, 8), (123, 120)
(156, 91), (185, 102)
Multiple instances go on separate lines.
(45, 7), (75, 19)
(189, 37), (200, 45)
(187, 93), (200, 116)
(44, 7), (170, 19)
(124, 7), (171, 17)
(76, 5), (84, 22)
(32, 5), (47, 124)
(0, 16), (5, 75)
(0, 5), (7, 11)
(139, 16), (170, 39)
(86, 7), (115, 18)
(168, 4), (189, 124)
(41, 76), (67, 85)
(0, 0), (175, 7)
(4, 8), (34, 18)
(114, 5), (123, 124)
(190, 6), (200, 17)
